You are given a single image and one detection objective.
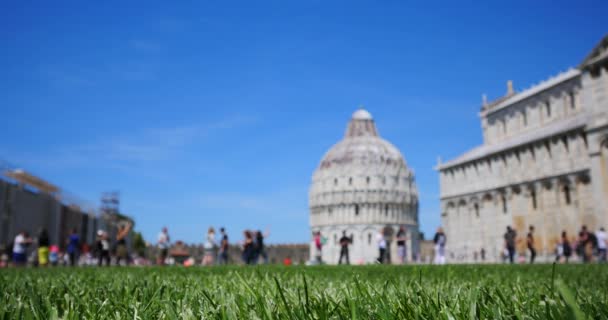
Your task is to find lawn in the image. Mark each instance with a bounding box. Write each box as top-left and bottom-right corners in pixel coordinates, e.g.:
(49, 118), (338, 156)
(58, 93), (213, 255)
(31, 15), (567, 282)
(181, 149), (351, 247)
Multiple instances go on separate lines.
(1, 264), (606, 319)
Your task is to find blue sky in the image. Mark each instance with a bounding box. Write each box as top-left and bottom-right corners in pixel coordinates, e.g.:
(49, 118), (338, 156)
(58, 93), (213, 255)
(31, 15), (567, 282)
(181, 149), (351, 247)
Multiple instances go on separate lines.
(1, 1), (606, 244)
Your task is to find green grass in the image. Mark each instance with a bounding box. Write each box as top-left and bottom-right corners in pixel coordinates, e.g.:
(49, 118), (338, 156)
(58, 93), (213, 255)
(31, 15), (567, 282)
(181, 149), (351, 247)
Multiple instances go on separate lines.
(1, 264), (607, 319)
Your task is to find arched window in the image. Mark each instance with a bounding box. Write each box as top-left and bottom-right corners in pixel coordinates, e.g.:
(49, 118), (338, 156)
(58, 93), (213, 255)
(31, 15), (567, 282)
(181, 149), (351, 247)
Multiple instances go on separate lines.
(563, 185), (571, 205)
(349, 177), (353, 185)
(569, 91), (576, 109)
(355, 204), (359, 216)
(531, 190), (537, 210)
(474, 203), (479, 218)
(366, 176), (370, 184)
(545, 101), (551, 117)
(501, 194), (508, 214)
(385, 204), (389, 216)
(368, 233), (372, 245)
(334, 178), (338, 186)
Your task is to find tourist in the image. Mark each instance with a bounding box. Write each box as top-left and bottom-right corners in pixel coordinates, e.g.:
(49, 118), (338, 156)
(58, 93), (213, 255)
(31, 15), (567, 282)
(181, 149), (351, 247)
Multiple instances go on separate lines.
(115, 222), (132, 266)
(66, 228), (80, 266)
(49, 245), (59, 266)
(218, 227), (229, 265)
(396, 226), (407, 264)
(255, 229), (269, 264)
(376, 229), (387, 264)
(576, 231), (587, 262)
(527, 225), (536, 264)
(313, 231), (323, 264)
(480, 248), (486, 262)
(597, 227), (607, 262)
(37, 228), (50, 267)
(242, 230), (255, 265)
(433, 227), (446, 265)
(12, 231), (32, 267)
(283, 256), (292, 266)
(578, 225), (596, 263)
(97, 230), (111, 266)
(562, 231), (572, 263)
(503, 226), (516, 264)
(157, 227), (170, 266)
(203, 227), (216, 266)
(338, 230), (352, 265)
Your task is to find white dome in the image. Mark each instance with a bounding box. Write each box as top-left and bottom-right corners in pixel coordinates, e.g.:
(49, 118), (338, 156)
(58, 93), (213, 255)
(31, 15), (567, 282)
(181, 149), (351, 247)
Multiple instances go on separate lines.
(308, 109), (419, 264)
(352, 109), (373, 120)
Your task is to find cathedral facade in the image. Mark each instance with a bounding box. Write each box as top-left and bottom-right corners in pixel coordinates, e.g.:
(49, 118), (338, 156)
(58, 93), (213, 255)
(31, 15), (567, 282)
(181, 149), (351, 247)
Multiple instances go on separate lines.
(309, 109), (419, 264)
(438, 35), (608, 262)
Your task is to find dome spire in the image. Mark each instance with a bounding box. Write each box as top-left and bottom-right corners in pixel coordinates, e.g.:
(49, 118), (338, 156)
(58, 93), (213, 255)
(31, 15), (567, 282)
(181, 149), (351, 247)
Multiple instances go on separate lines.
(346, 108), (378, 137)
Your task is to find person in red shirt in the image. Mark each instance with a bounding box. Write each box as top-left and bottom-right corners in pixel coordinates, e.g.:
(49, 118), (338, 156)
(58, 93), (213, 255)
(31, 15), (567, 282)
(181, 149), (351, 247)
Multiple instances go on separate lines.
(283, 257), (292, 266)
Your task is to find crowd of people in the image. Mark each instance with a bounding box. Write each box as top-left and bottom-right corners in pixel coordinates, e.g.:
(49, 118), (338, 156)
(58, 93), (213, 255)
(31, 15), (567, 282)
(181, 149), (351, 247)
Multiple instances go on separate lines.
(313, 226), (423, 265)
(443, 224), (607, 264)
(155, 227), (271, 266)
(4, 222), (608, 267)
(1, 223), (133, 268)
(501, 224), (608, 264)
(311, 223), (608, 265)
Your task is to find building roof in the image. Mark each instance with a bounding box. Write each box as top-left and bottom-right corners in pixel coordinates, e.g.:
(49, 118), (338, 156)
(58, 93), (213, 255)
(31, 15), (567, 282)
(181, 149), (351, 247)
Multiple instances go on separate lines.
(315, 109), (408, 172)
(484, 68), (581, 116)
(4, 169), (60, 193)
(437, 112), (589, 170)
(580, 34), (608, 69)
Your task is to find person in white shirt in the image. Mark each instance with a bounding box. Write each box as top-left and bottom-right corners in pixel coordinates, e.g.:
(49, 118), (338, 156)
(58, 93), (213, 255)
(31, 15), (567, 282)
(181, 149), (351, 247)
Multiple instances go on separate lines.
(433, 227), (447, 265)
(12, 231), (32, 266)
(202, 227), (216, 266)
(376, 229), (387, 264)
(157, 227), (170, 266)
(597, 227), (607, 262)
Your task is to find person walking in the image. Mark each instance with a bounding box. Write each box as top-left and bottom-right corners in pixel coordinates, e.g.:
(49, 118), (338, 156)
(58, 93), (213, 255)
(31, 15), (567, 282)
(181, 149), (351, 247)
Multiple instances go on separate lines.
(12, 231), (32, 267)
(313, 231), (323, 264)
(504, 226), (517, 264)
(67, 228), (80, 266)
(527, 225), (536, 264)
(115, 222), (132, 266)
(157, 227), (170, 266)
(218, 227), (229, 265)
(202, 227), (216, 266)
(396, 226), (407, 264)
(97, 230), (111, 266)
(376, 229), (387, 264)
(578, 225), (595, 263)
(597, 227), (607, 262)
(37, 228), (50, 267)
(433, 227), (447, 265)
(561, 231), (572, 263)
(254, 230), (270, 264)
(242, 230), (255, 265)
(338, 230), (352, 265)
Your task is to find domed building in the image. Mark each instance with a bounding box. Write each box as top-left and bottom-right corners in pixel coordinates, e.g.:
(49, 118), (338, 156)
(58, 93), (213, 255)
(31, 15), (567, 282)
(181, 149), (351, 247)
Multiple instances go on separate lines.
(309, 109), (420, 264)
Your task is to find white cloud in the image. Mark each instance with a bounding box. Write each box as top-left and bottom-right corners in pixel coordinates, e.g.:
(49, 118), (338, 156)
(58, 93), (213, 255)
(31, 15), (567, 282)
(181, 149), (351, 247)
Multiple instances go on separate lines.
(2, 115), (258, 178)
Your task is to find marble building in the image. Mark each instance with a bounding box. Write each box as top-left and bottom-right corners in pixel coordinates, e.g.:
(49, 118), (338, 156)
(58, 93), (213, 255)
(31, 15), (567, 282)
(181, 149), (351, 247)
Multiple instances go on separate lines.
(437, 35), (608, 262)
(309, 109), (419, 264)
